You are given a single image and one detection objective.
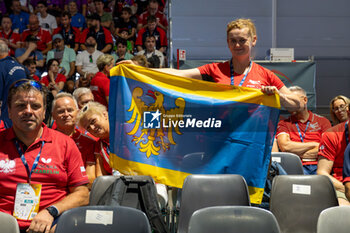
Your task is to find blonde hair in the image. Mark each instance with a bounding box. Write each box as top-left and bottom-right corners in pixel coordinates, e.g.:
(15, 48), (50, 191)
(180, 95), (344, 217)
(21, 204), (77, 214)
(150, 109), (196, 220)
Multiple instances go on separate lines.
(96, 54), (114, 71)
(226, 18), (257, 39)
(77, 101), (107, 128)
(329, 95), (350, 124)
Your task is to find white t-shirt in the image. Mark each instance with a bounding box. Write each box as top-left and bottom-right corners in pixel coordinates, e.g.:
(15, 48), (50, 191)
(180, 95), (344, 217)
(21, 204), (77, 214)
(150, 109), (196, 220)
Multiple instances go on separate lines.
(38, 13), (58, 33)
(76, 50), (104, 74)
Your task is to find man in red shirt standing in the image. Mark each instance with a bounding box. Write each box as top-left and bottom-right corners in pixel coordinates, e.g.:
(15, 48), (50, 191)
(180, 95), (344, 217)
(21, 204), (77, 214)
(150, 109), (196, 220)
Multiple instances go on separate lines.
(277, 86), (331, 175)
(21, 14), (52, 55)
(90, 54), (114, 108)
(0, 79), (89, 232)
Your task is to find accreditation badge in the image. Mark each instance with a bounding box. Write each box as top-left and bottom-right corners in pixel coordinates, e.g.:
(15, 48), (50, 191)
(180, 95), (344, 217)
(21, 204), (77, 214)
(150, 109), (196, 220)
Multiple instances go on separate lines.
(13, 183), (42, 220)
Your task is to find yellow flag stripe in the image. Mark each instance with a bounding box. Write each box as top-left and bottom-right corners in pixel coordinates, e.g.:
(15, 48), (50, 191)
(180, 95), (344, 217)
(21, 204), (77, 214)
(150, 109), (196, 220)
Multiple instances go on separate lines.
(110, 64), (280, 109)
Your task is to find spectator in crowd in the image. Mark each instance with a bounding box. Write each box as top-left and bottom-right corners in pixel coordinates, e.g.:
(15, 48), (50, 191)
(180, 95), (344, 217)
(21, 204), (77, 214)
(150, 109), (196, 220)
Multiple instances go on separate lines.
(21, 14), (52, 55)
(137, 35), (165, 67)
(90, 54), (114, 108)
(76, 34), (103, 81)
(23, 58), (40, 81)
(81, 13), (113, 53)
(329, 95), (350, 125)
(137, 0), (168, 31)
(115, 6), (136, 50)
(0, 40), (27, 128)
(94, 0), (114, 33)
(41, 58), (67, 96)
(15, 35), (44, 70)
(0, 15), (21, 57)
(122, 18), (301, 111)
(47, 34), (76, 79)
(36, 1), (58, 33)
(112, 38), (134, 62)
(77, 101), (113, 176)
(0, 79), (89, 232)
(10, 0), (30, 33)
(135, 15), (167, 54)
(73, 87), (95, 109)
(53, 11), (81, 52)
(276, 86), (331, 175)
(52, 92), (97, 188)
(131, 54), (149, 67)
(68, 0), (86, 31)
(112, 0), (138, 21)
(65, 0), (88, 17)
(317, 114), (350, 205)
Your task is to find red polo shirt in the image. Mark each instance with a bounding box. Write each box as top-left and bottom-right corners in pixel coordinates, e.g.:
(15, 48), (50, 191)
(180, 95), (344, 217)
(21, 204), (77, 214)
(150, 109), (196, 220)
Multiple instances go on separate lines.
(0, 124), (88, 230)
(277, 111), (331, 165)
(21, 28), (52, 52)
(0, 30), (21, 56)
(318, 121), (350, 182)
(71, 128), (97, 166)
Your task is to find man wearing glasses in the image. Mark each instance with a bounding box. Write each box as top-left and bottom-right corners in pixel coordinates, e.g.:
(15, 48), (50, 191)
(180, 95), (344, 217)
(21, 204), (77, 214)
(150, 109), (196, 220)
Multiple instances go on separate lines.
(76, 34), (103, 87)
(276, 86), (331, 175)
(0, 79), (89, 232)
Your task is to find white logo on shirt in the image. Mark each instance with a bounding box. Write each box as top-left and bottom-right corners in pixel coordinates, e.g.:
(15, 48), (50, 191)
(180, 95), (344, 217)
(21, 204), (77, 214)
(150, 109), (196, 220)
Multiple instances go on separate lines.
(41, 158), (52, 164)
(0, 159), (16, 173)
(309, 122), (321, 132)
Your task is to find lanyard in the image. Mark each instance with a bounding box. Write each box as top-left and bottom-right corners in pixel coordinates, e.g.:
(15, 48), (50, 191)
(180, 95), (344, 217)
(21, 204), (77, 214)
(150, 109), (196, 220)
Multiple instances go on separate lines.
(230, 60), (252, 86)
(15, 140), (45, 183)
(295, 121), (310, 143)
(346, 121), (349, 145)
(100, 141), (110, 164)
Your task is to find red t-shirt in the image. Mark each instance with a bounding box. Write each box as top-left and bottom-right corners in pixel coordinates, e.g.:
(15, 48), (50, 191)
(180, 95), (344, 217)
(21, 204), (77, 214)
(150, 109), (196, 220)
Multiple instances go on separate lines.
(276, 111), (332, 165)
(0, 30), (21, 56)
(90, 72), (110, 108)
(137, 11), (168, 29)
(71, 128), (97, 166)
(0, 125), (88, 230)
(40, 73), (67, 86)
(21, 28), (52, 52)
(197, 61), (285, 89)
(318, 121), (350, 182)
(95, 139), (112, 175)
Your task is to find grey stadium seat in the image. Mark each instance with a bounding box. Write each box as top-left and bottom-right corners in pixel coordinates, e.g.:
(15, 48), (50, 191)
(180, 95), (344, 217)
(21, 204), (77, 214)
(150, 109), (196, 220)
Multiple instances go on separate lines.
(271, 152), (304, 175)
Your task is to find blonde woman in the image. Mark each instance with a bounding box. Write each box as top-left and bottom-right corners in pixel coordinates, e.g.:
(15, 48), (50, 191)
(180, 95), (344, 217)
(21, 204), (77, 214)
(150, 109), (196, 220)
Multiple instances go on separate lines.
(330, 95), (350, 125)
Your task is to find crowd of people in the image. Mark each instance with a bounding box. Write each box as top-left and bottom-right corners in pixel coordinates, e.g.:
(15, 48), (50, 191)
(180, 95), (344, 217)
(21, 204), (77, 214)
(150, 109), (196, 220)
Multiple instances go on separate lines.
(0, 1), (349, 232)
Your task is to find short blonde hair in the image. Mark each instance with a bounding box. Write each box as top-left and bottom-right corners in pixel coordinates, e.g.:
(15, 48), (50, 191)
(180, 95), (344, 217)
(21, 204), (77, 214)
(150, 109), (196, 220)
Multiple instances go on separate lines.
(77, 101), (107, 128)
(226, 18), (257, 39)
(96, 54), (114, 71)
(329, 95), (350, 124)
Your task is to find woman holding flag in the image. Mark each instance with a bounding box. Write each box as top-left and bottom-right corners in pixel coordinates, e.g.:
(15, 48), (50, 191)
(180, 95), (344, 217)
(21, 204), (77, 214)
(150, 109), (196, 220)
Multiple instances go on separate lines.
(119, 18), (300, 111)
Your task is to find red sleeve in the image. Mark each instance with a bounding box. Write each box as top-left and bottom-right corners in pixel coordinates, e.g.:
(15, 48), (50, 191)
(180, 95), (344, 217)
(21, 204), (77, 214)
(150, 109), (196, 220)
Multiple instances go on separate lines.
(103, 27), (113, 44)
(100, 78), (110, 97)
(80, 28), (89, 44)
(159, 28), (168, 47)
(197, 63), (214, 76)
(276, 120), (290, 138)
(320, 118), (332, 132)
(52, 27), (61, 35)
(135, 28), (145, 46)
(267, 69), (284, 90)
(318, 131), (337, 161)
(137, 12), (146, 26)
(73, 27), (81, 43)
(40, 76), (49, 86)
(21, 30), (30, 42)
(160, 14), (168, 27)
(43, 30), (52, 44)
(12, 33), (21, 43)
(65, 138), (89, 187)
(56, 73), (67, 83)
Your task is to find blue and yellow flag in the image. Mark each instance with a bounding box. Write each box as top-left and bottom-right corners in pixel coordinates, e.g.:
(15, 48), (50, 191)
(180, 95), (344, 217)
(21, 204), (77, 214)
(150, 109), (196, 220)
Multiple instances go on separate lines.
(109, 64), (280, 204)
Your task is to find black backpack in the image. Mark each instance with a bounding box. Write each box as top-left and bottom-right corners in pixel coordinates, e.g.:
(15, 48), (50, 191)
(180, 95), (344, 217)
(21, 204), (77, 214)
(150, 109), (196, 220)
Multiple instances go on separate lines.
(97, 176), (170, 233)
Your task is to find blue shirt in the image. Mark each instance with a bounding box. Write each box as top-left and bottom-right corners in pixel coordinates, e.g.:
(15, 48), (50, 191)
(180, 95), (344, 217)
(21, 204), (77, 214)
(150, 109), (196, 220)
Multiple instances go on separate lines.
(71, 13), (86, 30)
(10, 11), (30, 33)
(0, 56), (27, 128)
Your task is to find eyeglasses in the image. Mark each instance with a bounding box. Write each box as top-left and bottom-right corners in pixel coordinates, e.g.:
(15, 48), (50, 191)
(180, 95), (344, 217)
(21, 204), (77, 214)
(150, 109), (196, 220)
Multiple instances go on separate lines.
(333, 104), (347, 112)
(89, 55), (93, 63)
(13, 79), (43, 91)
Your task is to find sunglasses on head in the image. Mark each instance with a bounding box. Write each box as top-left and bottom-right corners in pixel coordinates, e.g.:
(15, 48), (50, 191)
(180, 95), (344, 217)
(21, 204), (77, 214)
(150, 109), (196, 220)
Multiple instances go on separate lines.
(13, 79), (43, 91)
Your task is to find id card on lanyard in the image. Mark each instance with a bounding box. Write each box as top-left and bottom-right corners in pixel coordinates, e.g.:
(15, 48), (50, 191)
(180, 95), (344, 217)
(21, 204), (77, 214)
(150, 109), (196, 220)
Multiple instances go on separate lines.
(13, 140), (44, 220)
